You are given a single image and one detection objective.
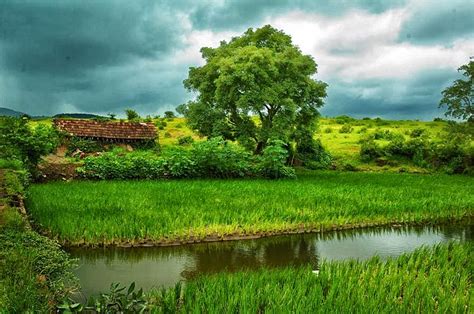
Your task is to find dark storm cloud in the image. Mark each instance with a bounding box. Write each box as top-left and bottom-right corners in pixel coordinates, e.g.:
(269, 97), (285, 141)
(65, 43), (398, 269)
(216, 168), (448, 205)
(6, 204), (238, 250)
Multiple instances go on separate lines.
(398, 1), (474, 44)
(0, 0), (189, 115)
(190, 0), (406, 31)
(321, 69), (459, 120)
(0, 0), (472, 119)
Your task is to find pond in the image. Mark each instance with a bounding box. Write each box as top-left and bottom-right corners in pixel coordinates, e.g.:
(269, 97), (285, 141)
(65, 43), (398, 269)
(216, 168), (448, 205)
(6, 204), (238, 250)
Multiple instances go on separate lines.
(68, 223), (472, 299)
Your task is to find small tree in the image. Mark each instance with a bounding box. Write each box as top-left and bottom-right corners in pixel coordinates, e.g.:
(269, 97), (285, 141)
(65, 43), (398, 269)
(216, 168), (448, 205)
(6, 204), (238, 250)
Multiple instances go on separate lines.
(164, 111), (176, 119)
(439, 61), (473, 122)
(125, 109), (140, 121)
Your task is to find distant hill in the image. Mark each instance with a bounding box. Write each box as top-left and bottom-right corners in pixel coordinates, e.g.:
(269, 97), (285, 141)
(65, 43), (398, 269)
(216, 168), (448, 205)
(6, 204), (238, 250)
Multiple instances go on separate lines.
(0, 107), (27, 117)
(53, 113), (103, 119)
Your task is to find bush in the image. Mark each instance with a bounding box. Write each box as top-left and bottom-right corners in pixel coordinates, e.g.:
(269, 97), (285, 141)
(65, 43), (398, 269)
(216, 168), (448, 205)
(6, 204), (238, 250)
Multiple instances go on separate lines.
(334, 115), (355, 124)
(78, 139), (255, 179)
(295, 135), (332, 170)
(190, 138), (254, 178)
(0, 229), (78, 312)
(125, 109), (139, 121)
(360, 139), (383, 162)
(324, 127), (332, 133)
(410, 128), (425, 138)
(258, 140), (296, 179)
(0, 117), (59, 173)
(359, 133), (473, 174)
(66, 137), (103, 155)
(339, 124), (353, 133)
(177, 135), (194, 146)
(358, 127), (368, 134)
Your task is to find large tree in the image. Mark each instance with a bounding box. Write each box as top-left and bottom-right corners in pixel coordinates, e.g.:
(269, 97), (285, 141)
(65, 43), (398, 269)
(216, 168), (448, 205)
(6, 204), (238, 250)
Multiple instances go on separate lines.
(179, 25), (327, 153)
(439, 60), (473, 122)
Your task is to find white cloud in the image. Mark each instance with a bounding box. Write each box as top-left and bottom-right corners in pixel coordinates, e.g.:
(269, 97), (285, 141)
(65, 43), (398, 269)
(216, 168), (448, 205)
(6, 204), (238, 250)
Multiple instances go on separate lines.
(264, 8), (473, 81)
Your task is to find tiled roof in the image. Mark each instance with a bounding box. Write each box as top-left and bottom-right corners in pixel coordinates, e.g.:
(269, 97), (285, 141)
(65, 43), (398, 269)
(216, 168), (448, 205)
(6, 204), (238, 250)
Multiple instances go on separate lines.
(53, 119), (156, 140)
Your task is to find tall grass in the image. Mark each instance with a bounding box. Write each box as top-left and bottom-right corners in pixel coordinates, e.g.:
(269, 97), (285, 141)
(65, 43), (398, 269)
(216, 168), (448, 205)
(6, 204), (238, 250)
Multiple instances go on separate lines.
(147, 243), (472, 313)
(26, 171), (473, 244)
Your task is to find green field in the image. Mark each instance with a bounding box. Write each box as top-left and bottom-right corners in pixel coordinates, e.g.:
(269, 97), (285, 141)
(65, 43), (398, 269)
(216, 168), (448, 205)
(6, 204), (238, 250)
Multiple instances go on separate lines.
(31, 116), (452, 173)
(26, 171), (473, 245)
(146, 243), (472, 312)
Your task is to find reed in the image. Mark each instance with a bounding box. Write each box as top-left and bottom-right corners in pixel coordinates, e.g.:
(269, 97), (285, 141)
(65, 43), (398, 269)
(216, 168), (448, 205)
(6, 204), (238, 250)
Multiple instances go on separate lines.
(26, 171), (473, 244)
(146, 243), (473, 313)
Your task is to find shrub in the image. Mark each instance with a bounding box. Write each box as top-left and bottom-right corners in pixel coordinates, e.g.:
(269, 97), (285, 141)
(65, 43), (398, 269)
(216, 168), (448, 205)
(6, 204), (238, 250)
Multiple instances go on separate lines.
(334, 115), (355, 124)
(360, 139), (383, 162)
(0, 117), (59, 173)
(410, 128), (425, 138)
(191, 137), (253, 178)
(164, 111), (176, 119)
(339, 124), (353, 133)
(177, 135), (194, 146)
(66, 137), (103, 155)
(125, 109), (139, 121)
(258, 140), (296, 179)
(296, 135), (332, 170)
(324, 127), (332, 133)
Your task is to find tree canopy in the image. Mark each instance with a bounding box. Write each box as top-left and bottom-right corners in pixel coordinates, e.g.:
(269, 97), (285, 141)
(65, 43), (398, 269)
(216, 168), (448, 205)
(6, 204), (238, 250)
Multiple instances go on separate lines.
(439, 60), (473, 122)
(179, 25), (327, 153)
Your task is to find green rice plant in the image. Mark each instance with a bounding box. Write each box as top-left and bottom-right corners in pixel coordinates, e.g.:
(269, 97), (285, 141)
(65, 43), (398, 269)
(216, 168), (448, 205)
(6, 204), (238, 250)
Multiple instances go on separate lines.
(145, 243), (472, 313)
(26, 171), (474, 245)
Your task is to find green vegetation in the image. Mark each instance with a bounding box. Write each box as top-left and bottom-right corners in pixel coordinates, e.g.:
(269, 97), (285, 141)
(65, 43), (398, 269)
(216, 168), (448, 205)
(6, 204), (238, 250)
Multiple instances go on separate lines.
(180, 25), (327, 154)
(0, 116), (59, 174)
(439, 60), (473, 122)
(27, 171), (473, 245)
(0, 170), (77, 312)
(76, 137), (294, 180)
(143, 243), (472, 312)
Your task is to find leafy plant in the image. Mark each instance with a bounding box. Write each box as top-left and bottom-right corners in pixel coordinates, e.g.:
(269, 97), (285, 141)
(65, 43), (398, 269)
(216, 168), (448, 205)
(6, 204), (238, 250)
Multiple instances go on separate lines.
(177, 135), (194, 146)
(258, 140), (295, 178)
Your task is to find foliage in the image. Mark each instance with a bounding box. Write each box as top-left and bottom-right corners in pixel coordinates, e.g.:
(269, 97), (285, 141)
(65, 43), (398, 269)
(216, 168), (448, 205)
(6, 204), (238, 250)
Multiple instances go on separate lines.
(177, 135), (194, 146)
(125, 109), (140, 121)
(360, 133), (473, 174)
(334, 115), (356, 124)
(26, 172), (473, 244)
(145, 243), (472, 313)
(439, 61), (473, 121)
(339, 124), (353, 133)
(295, 135), (332, 169)
(181, 25), (327, 152)
(0, 117), (59, 173)
(1, 182), (77, 313)
(257, 140), (295, 178)
(58, 282), (148, 313)
(77, 138), (257, 179)
(66, 137), (104, 155)
(409, 128), (425, 138)
(189, 137), (254, 178)
(164, 111), (176, 119)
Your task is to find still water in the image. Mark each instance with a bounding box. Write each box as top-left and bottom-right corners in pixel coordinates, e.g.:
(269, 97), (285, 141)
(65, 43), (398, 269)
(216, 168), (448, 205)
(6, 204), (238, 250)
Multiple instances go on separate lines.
(68, 223), (472, 299)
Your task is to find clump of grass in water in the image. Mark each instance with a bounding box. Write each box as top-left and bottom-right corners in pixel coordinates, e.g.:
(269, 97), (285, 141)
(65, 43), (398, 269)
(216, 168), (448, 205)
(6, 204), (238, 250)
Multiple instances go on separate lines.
(146, 243), (472, 312)
(26, 171), (474, 245)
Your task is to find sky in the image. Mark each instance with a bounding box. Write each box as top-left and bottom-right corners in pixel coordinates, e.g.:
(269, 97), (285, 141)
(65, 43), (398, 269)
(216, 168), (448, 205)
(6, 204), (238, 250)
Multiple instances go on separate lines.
(0, 0), (473, 119)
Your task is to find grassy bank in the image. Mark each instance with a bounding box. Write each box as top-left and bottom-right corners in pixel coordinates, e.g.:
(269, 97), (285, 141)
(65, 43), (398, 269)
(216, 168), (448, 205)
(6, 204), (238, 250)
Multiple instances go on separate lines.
(146, 243), (472, 312)
(0, 170), (77, 312)
(27, 171), (473, 245)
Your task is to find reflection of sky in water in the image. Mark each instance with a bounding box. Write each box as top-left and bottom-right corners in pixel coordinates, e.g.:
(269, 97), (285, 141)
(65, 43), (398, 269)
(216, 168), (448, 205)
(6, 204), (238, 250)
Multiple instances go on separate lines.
(69, 223), (472, 299)
(317, 231), (446, 261)
(74, 252), (191, 299)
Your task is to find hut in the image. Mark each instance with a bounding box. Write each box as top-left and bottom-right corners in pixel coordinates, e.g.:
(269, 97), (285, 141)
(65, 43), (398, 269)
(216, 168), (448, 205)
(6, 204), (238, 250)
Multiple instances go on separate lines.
(53, 119), (157, 152)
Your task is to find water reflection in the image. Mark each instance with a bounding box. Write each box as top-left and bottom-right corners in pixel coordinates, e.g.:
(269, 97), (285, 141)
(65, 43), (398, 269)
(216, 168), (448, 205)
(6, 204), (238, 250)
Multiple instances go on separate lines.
(68, 223), (472, 299)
